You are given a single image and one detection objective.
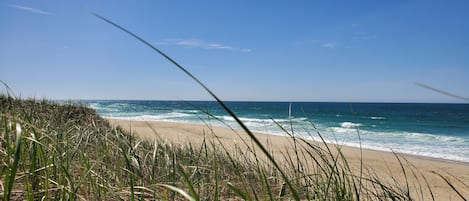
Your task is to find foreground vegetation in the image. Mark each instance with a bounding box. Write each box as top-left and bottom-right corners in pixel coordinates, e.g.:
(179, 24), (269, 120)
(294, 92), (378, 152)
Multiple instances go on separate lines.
(2, 94), (454, 200)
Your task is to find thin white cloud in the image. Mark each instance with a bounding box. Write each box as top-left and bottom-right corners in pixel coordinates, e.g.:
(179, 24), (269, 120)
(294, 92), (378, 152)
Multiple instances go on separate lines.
(8, 4), (53, 15)
(354, 35), (377, 40)
(322, 42), (336, 49)
(156, 39), (251, 52)
(154, 41), (169, 46)
(353, 32), (377, 40)
(311, 39), (322, 44)
(310, 39), (338, 49)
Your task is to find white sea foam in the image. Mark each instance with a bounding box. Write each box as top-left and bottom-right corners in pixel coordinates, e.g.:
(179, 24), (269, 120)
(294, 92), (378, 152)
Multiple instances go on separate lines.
(329, 126), (465, 143)
(88, 103), (100, 110)
(304, 131), (469, 162)
(404, 132), (463, 142)
(340, 122), (362, 128)
(106, 112), (192, 121)
(217, 116), (307, 124)
(314, 123), (469, 162)
(176, 109), (200, 114)
(370, 116), (386, 120)
(330, 122), (366, 134)
(332, 141), (469, 162)
(331, 127), (353, 133)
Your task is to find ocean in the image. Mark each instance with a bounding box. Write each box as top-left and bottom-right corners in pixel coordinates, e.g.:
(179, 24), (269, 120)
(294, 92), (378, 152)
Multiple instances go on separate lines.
(85, 100), (469, 163)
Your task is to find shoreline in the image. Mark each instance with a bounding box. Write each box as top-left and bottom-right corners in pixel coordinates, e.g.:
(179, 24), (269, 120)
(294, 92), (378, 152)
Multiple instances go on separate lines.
(106, 117), (469, 165)
(108, 118), (469, 200)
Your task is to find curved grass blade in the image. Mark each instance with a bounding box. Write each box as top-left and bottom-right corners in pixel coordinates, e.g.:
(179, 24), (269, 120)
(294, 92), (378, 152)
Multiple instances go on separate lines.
(0, 80), (18, 98)
(157, 184), (196, 201)
(177, 164), (200, 201)
(92, 13), (301, 200)
(227, 182), (251, 201)
(434, 172), (467, 201)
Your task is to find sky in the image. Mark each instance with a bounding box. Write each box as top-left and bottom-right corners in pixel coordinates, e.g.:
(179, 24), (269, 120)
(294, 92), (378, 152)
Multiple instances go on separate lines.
(1, 1), (468, 103)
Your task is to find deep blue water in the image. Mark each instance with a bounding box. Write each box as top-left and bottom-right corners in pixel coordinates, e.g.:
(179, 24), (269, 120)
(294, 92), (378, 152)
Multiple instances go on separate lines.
(84, 100), (469, 162)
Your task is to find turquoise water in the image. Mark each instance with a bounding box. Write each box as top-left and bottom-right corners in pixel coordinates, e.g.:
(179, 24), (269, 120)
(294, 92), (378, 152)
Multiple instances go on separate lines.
(85, 100), (469, 163)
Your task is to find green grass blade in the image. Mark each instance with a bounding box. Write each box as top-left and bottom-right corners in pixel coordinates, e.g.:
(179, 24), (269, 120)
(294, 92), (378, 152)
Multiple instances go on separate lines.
(123, 150), (135, 201)
(177, 164), (200, 201)
(212, 149), (219, 201)
(227, 182), (251, 201)
(4, 123), (23, 201)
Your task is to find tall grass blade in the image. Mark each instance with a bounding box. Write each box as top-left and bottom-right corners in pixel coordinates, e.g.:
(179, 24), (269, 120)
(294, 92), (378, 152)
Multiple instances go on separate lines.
(121, 140), (135, 201)
(4, 123), (23, 201)
(0, 80), (17, 98)
(227, 182), (251, 201)
(92, 13), (301, 200)
(415, 82), (469, 102)
(435, 172), (467, 201)
(392, 151), (411, 198)
(212, 148), (219, 201)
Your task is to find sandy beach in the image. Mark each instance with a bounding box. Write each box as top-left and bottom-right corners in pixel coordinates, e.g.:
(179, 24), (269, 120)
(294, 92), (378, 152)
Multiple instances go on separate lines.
(109, 119), (469, 200)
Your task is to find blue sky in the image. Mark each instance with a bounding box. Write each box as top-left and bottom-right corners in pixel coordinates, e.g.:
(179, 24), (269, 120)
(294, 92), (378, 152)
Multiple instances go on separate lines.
(1, 1), (468, 102)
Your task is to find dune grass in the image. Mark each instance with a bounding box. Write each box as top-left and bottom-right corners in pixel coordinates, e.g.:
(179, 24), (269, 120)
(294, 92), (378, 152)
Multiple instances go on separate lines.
(1, 95), (285, 200)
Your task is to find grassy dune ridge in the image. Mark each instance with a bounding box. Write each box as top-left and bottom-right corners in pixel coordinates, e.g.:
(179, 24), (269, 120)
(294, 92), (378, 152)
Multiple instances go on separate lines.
(0, 95), (272, 200)
(3, 94), (467, 200)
